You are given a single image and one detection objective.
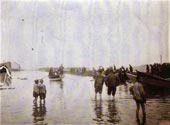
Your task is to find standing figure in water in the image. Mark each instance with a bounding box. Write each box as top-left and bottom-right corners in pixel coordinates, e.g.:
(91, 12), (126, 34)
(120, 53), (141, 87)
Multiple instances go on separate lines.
(105, 68), (119, 99)
(39, 79), (47, 104)
(94, 66), (105, 100)
(33, 80), (39, 103)
(130, 76), (146, 122)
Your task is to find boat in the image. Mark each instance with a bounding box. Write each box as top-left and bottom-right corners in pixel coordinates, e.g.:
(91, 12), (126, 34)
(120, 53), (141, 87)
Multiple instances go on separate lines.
(127, 71), (170, 89)
(48, 68), (63, 81)
(126, 72), (137, 83)
(0, 63), (12, 86)
(137, 71), (170, 89)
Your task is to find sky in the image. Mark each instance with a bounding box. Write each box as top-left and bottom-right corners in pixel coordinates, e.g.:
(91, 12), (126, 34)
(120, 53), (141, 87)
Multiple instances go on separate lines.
(1, 0), (169, 69)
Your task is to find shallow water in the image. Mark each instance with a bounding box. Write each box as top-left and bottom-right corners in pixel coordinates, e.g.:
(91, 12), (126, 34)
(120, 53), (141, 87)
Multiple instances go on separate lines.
(0, 71), (170, 125)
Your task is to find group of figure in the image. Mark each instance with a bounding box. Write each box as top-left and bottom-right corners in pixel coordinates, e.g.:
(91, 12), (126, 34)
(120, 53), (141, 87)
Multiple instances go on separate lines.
(93, 66), (146, 121)
(93, 66), (120, 100)
(146, 63), (170, 78)
(33, 79), (47, 104)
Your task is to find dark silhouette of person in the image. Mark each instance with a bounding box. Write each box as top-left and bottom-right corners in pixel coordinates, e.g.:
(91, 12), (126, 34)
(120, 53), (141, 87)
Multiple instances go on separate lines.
(105, 68), (119, 98)
(58, 64), (64, 75)
(38, 79), (47, 104)
(129, 76), (146, 121)
(114, 65), (116, 71)
(94, 66), (105, 100)
(129, 64), (133, 73)
(146, 65), (149, 73)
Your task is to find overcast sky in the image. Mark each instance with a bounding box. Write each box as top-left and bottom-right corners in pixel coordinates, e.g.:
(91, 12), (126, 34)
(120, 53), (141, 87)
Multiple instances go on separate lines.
(1, 0), (169, 69)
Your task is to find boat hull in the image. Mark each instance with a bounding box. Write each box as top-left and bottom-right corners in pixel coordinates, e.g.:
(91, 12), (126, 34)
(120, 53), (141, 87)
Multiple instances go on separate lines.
(127, 71), (170, 89)
(0, 73), (6, 83)
(137, 71), (170, 89)
(49, 74), (63, 81)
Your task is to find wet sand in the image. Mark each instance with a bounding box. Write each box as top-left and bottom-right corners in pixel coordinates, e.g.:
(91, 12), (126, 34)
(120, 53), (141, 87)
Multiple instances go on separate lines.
(1, 71), (170, 125)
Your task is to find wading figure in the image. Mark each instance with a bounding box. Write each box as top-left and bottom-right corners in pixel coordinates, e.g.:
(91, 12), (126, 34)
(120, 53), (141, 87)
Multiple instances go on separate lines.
(39, 79), (46, 104)
(94, 67), (105, 100)
(105, 68), (119, 98)
(33, 80), (39, 103)
(130, 76), (146, 121)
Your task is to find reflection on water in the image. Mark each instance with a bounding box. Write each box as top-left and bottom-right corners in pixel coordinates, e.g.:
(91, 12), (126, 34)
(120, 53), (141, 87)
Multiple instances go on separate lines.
(93, 99), (121, 124)
(93, 100), (104, 123)
(136, 118), (146, 125)
(32, 102), (47, 124)
(50, 80), (64, 89)
(106, 99), (120, 124)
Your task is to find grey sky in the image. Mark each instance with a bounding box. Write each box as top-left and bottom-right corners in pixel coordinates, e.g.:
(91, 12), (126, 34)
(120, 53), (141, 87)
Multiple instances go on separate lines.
(1, 0), (169, 69)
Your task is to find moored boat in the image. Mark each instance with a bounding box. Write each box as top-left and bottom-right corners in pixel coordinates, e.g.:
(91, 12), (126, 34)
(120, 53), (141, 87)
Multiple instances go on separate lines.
(48, 67), (63, 81)
(127, 71), (170, 89)
(137, 71), (170, 89)
(0, 64), (12, 85)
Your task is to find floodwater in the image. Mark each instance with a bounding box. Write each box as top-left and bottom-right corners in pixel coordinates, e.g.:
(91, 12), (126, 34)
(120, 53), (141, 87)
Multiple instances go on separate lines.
(0, 71), (170, 125)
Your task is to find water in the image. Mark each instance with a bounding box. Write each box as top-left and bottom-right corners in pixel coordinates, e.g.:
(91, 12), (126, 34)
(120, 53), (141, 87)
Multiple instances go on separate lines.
(0, 71), (170, 125)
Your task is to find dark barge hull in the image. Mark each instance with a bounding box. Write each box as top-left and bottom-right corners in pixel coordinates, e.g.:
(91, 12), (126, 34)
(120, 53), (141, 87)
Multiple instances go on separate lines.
(137, 71), (170, 89)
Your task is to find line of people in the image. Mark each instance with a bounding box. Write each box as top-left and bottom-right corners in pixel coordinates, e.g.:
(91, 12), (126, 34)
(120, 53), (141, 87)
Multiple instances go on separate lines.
(94, 66), (146, 122)
(94, 66), (125, 100)
(33, 79), (47, 104)
(146, 63), (170, 78)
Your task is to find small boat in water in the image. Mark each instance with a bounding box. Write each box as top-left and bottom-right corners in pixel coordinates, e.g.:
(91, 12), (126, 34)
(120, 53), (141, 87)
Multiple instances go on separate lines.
(127, 71), (170, 89)
(48, 67), (63, 81)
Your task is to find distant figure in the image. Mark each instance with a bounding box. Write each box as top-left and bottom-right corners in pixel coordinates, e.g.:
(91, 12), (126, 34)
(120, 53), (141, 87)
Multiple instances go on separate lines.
(150, 64), (153, 74)
(129, 64), (133, 73)
(33, 80), (39, 103)
(125, 68), (129, 72)
(114, 65), (116, 71)
(105, 68), (119, 98)
(38, 79), (46, 104)
(94, 67), (105, 100)
(146, 65), (150, 73)
(59, 64), (64, 75)
(130, 76), (146, 121)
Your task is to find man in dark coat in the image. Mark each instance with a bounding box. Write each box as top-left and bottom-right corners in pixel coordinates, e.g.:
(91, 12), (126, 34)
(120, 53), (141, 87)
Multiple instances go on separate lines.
(105, 68), (119, 98)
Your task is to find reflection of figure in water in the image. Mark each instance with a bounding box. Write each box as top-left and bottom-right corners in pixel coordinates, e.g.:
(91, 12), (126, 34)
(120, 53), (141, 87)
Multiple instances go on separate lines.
(60, 81), (64, 89)
(32, 102), (47, 123)
(93, 100), (103, 122)
(107, 100), (120, 124)
(105, 68), (119, 99)
(33, 80), (39, 103)
(32, 102), (39, 122)
(130, 76), (146, 122)
(94, 66), (105, 100)
(38, 79), (46, 104)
